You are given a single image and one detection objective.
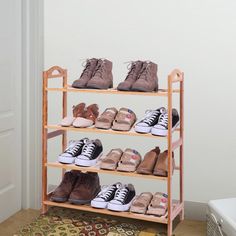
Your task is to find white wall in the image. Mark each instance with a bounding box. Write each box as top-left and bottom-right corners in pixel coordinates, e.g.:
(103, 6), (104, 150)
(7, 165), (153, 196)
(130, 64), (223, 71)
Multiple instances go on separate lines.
(44, 0), (236, 203)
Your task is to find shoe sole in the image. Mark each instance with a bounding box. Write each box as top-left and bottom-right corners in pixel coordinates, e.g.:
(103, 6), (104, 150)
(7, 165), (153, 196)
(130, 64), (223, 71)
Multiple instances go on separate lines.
(50, 196), (68, 203)
(86, 83), (112, 89)
(134, 125), (152, 133)
(75, 152), (102, 167)
(91, 200), (108, 209)
(58, 156), (75, 164)
(151, 121), (180, 136)
(107, 201), (132, 212)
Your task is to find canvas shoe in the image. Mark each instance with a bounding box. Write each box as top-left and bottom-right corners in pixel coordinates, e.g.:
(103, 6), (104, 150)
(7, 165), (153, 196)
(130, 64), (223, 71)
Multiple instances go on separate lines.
(58, 138), (89, 164)
(50, 170), (80, 202)
(107, 184), (136, 212)
(151, 109), (180, 136)
(135, 107), (166, 133)
(75, 139), (103, 166)
(91, 182), (122, 209)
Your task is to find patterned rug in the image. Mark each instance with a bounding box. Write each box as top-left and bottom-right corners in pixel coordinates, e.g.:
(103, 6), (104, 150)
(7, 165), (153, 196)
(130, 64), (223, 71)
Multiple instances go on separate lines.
(14, 207), (167, 236)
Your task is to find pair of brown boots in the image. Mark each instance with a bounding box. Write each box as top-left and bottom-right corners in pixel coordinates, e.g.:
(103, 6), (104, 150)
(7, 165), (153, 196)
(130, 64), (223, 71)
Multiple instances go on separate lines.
(61, 103), (99, 128)
(72, 58), (113, 89)
(137, 147), (175, 176)
(51, 170), (100, 205)
(117, 61), (158, 92)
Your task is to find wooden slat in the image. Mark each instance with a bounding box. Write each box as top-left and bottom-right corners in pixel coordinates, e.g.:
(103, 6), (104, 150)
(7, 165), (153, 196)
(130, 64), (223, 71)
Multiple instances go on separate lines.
(45, 125), (179, 138)
(46, 87), (180, 96)
(172, 138), (183, 150)
(171, 202), (184, 221)
(43, 199), (168, 224)
(47, 130), (64, 139)
(45, 162), (168, 181)
(169, 69), (183, 83)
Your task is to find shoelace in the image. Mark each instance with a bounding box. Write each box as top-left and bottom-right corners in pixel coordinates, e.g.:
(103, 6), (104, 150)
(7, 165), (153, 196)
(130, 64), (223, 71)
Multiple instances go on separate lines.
(158, 112), (168, 127)
(124, 61), (136, 79)
(98, 185), (117, 200)
(138, 61), (151, 80)
(82, 142), (96, 158)
(93, 60), (104, 77)
(80, 60), (92, 77)
(141, 109), (160, 125)
(114, 187), (128, 203)
(65, 141), (83, 156)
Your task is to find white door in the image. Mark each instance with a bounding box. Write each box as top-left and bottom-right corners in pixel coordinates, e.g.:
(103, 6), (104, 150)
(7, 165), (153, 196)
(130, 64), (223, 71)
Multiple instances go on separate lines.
(0, 0), (22, 222)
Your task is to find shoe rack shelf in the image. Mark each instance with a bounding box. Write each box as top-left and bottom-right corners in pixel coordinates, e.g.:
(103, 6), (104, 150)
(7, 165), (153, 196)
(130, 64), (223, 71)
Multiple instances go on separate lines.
(42, 66), (184, 236)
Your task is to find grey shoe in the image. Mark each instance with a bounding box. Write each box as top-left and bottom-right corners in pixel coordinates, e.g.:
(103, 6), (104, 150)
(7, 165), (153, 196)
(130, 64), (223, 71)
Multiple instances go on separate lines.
(72, 58), (98, 88)
(87, 59), (113, 89)
(117, 61), (143, 91)
(131, 61), (158, 92)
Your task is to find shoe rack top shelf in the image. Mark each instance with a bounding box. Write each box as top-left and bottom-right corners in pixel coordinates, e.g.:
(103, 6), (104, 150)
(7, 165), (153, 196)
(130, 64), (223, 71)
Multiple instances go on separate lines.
(46, 86), (180, 97)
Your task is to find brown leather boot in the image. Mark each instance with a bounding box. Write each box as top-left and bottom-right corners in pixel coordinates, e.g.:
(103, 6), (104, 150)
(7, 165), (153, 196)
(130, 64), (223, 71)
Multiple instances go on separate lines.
(136, 147), (160, 175)
(87, 59), (113, 89)
(68, 172), (100, 204)
(153, 150), (175, 176)
(50, 170), (80, 202)
(117, 61), (143, 91)
(131, 61), (158, 92)
(72, 58), (98, 88)
(72, 102), (86, 117)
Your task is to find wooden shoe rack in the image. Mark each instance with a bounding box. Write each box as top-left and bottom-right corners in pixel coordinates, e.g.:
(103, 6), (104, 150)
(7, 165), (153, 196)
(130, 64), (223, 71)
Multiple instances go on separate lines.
(42, 66), (184, 236)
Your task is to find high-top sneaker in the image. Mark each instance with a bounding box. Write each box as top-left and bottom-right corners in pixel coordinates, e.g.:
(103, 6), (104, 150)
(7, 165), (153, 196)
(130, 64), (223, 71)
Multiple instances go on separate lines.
(50, 170), (80, 202)
(117, 61), (143, 91)
(75, 139), (103, 166)
(131, 61), (158, 92)
(69, 172), (101, 204)
(87, 59), (113, 89)
(72, 58), (98, 88)
(107, 184), (136, 211)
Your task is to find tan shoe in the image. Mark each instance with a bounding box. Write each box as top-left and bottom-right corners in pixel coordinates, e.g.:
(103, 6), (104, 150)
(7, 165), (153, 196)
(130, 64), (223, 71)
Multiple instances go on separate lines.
(117, 148), (141, 172)
(130, 192), (153, 214)
(112, 108), (136, 131)
(146, 192), (168, 216)
(73, 104), (99, 128)
(153, 150), (175, 176)
(136, 147), (160, 175)
(95, 107), (118, 129)
(100, 148), (123, 170)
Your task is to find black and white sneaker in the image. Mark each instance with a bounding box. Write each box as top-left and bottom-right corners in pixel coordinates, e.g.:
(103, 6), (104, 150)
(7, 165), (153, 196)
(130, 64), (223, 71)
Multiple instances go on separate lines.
(58, 138), (89, 164)
(135, 107), (166, 133)
(107, 184), (135, 211)
(75, 139), (103, 166)
(91, 182), (122, 209)
(151, 109), (180, 136)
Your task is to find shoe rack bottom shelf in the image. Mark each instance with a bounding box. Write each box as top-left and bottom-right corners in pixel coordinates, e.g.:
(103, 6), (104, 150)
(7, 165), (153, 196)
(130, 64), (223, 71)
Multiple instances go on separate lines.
(43, 195), (183, 224)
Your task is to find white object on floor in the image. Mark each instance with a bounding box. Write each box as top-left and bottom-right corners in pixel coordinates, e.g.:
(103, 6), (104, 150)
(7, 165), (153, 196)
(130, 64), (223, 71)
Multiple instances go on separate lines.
(207, 198), (236, 236)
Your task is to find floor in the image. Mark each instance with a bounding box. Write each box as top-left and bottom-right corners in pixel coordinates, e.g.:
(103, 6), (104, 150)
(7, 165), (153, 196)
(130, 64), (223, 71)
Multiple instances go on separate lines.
(0, 209), (206, 236)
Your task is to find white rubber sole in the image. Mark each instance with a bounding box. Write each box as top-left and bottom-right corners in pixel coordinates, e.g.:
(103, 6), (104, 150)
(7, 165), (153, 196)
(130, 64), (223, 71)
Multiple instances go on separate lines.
(134, 125), (152, 133)
(58, 155), (75, 164)
(151, 121), (179, 136)
(75, 152), (102, 167)
(91, 200), (108, 209)
(107, 201), (132, 212)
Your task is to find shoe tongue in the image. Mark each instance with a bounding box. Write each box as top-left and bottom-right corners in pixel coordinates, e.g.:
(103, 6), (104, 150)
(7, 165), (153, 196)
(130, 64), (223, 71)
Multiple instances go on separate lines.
(158, 107), (166, 113)
(114, 182), (122, 189)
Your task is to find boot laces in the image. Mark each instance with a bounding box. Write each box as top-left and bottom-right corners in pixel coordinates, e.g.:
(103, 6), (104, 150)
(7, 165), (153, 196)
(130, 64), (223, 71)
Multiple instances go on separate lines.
(93, 60), (104, 77)
(124, 61), (137, 79)
(97, 185), (117, 200)
(80, 60), (92, 77)
(142, 110), (160, 125)
(158, 112), (168, 127)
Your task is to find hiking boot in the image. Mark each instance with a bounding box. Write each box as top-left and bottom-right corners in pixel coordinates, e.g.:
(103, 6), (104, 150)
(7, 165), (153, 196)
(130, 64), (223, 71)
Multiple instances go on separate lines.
(131, 61), (158, 92)
(87, 59), (113, 89)
(136, 147), (160, 175)
(72, 58), (98, 88)
(73, 104), (99, 128)
(153, 150), (175, 176)
(117, 61), (143, 91)
(50, 170), (80, 202)
(69, 172), (101, 204)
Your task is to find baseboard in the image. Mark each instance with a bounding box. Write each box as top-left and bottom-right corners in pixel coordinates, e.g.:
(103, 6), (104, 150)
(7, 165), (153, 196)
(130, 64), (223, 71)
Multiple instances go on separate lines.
(184, 201), (207, 221)
(47, 185), (207, 222)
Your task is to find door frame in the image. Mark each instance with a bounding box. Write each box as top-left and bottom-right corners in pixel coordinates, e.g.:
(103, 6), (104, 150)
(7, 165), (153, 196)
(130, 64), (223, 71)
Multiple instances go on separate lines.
(21, 0), (43, 209)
